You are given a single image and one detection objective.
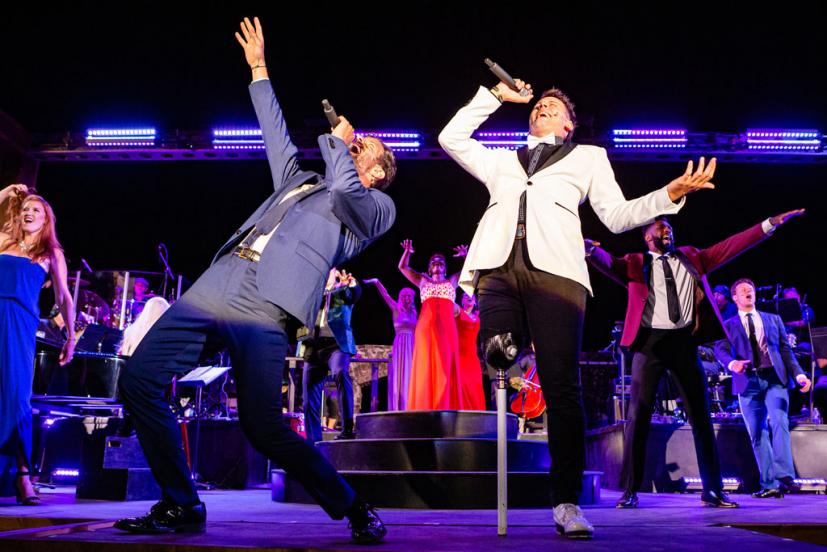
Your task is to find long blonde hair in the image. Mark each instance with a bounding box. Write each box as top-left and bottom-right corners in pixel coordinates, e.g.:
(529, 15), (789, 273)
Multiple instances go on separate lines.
(1, 193), (63, 262)
(118, 297), (170, 356)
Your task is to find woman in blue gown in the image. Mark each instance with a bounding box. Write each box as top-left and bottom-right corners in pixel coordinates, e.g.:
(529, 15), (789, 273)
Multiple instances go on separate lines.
(0, 184), (75, 504)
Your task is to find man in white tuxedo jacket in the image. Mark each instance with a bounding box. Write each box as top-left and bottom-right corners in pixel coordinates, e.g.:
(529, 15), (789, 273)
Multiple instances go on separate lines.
(438, 77), (716, 539)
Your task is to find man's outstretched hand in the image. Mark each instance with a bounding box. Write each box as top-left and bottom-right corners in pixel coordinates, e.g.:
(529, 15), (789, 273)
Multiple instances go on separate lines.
(769, 209), (805, 227)
(667, 157), (716, 202)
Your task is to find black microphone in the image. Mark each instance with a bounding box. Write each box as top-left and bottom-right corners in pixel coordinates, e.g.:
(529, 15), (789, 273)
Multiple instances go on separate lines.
(322, 99), (340, 127)
(484, 58), (531, 97)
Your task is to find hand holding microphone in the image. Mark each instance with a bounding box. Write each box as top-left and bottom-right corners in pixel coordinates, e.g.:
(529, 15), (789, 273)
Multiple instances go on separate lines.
(323, 99), (356, 146)
(485, 58), (533, 103)
(322, 99), (340, 128)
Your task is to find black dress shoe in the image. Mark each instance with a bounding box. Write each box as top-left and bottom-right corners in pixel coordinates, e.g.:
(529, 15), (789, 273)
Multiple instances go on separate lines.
(335, 431), (356, 441)
(779, 477), (802, 494)
(752, 488), (784, 499)
(114, 500), (207, 534)
(700, 490), (739, 508)
(347, 499), (387, 544)
(615, 491), (639, 508)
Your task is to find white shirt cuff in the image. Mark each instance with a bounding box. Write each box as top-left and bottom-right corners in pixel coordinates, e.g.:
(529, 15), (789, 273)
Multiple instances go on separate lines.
(252, 77), (270, 84)
(762, 218), (775, 234)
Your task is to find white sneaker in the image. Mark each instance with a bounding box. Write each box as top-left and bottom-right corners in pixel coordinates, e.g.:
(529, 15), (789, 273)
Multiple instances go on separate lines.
(553, 503), (594, 539)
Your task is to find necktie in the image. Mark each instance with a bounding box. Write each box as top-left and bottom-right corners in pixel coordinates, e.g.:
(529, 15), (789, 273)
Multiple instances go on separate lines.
(658, 255), (681, 323)
(526, 143), (546, 175)
(746, 313), (761, 367)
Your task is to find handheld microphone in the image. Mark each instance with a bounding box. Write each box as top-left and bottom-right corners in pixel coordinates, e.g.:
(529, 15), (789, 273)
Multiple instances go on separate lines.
(484, 58), (531, 97)
(322, 99), (341, 127)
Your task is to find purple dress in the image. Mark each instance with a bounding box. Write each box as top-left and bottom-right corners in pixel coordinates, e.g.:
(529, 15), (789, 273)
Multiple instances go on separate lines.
(389, 306), (417, 411)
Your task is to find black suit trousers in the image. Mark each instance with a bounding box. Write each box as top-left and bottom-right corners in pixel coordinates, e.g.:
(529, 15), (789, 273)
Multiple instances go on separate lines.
(621, 327), (723, 493)
(119, 254), (356, 518)
(477, 239), (588, 506)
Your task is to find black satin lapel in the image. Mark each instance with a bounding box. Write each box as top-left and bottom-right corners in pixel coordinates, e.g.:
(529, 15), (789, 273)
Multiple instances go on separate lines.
(516, 146), (530, 174)
(535, 143), (577, 173)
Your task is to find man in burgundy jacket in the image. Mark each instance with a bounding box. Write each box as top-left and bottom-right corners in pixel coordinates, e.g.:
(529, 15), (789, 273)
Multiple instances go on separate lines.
(586, 208), (803, 509)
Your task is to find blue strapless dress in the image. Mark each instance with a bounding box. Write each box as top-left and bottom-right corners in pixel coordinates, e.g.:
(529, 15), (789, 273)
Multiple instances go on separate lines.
(0, 254), (46, 496)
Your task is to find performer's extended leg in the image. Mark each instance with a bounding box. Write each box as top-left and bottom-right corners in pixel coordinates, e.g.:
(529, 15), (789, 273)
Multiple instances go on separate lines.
(671, 334), (723, 494)
(119, 268), (227, 507)
(521, 270), (587, 506)
(621, 335), (666, 494)
(225, 261), (356, 519)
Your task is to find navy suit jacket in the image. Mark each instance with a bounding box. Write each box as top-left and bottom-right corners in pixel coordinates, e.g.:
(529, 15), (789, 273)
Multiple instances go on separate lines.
(715, 311), (804, 395)
(212, 80), (396, 328)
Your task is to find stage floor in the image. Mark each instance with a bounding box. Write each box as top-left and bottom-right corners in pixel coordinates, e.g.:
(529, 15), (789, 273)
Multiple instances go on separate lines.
(1, 486), (825, 551)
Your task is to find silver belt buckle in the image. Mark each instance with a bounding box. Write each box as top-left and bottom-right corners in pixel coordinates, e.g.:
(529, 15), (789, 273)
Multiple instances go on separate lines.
(515, 223), (526, 240)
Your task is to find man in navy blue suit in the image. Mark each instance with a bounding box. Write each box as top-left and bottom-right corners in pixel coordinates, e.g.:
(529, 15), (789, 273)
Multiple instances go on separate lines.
(303, 268), (361, 443)
(716, 278), (811, 498)
(115, 17), (396, 543)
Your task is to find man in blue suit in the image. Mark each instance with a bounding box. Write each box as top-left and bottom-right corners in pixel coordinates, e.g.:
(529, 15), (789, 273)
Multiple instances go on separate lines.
(716, 278), (812, 498)
(303, 268), (361, 443)
(115, 17), (395, 543)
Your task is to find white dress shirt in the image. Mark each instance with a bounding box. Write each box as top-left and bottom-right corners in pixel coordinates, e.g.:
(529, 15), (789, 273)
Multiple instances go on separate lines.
(641, 251), (695, 330)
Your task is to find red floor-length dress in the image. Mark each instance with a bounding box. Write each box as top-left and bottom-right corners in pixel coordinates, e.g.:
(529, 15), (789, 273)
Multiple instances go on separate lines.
(456, 309), (485, 410)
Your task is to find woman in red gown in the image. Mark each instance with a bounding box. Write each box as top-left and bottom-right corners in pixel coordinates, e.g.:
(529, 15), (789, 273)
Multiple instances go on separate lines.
(456, 293), (485, 410)
(400, 239), (467, 410)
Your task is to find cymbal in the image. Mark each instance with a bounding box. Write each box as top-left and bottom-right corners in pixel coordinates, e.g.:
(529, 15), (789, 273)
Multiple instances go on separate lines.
(67, 275), (90, 286)
(78, 289), (110, 315)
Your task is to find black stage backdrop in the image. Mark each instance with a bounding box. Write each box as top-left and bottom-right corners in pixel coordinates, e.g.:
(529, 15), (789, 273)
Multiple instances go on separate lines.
(3, 2), (826, 349)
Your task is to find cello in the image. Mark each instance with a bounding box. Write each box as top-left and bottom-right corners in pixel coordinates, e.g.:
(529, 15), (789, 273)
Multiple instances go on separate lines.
(510, 362), (546, 419)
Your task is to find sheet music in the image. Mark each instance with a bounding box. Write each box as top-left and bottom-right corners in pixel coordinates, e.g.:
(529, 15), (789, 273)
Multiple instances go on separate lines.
(178, 366), (232, 386)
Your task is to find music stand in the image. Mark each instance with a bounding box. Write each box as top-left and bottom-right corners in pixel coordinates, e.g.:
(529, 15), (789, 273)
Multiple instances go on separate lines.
(177, 366), (232, 487)
(756, 298), (802, 324)
(76, 324), (123, 354)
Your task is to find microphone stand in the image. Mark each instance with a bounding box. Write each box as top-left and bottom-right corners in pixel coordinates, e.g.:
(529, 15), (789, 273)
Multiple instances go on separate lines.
(158, 244), (176, 300)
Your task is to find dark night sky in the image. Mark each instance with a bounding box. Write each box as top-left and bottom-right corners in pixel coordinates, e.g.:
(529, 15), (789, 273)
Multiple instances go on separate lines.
(2, 3), (825, 348)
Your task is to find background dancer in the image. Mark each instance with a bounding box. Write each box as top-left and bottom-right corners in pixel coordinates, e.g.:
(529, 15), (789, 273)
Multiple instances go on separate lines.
(364, 278), (417, 411)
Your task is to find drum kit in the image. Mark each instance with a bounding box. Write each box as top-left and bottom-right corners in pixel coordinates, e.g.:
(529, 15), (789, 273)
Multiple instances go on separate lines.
(69, 269), (180, 333)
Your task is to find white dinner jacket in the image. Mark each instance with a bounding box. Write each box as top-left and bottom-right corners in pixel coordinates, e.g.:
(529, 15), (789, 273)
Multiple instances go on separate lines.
(438, 86), (685, 296)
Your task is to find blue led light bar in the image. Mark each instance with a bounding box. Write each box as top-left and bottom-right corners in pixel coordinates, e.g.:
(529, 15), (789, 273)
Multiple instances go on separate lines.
(356, 130), (422, 152)
(473, 131), (528, 150)
(52, 468), (80, 481)
(683, 476), (741, 492)
(211, 128), (265, 150)
(746, 129), (821, 151)
(612, 129), (687, 149)
(86, 128), (156, 147)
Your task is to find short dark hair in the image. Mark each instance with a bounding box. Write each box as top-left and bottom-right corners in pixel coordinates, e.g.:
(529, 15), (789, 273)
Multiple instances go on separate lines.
(642, 216), (670, 236)
(539, 87), (577, 131)
(731, 278), (755, 297)
(372, 146), (397, 192)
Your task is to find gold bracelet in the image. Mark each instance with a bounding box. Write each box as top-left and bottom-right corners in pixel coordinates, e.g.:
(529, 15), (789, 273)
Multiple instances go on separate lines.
(251, 64), (266, 70)
(489, 86), (503, 103)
